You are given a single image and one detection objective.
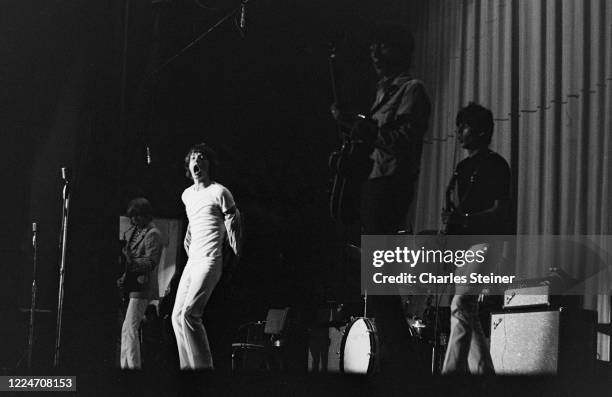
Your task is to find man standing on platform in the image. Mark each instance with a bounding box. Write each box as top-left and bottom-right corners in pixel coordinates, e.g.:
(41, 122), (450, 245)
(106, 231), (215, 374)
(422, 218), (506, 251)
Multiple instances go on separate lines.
(118, 197), (162, 370)
(171, 143), (241, 370)
(330, 23), (431, 373)
(441, 103), (511, 374)
(331, 23), (431, 234)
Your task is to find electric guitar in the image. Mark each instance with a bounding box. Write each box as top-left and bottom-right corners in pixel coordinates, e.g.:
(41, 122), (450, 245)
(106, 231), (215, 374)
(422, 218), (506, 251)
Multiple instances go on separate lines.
(118, 233), (148, 309)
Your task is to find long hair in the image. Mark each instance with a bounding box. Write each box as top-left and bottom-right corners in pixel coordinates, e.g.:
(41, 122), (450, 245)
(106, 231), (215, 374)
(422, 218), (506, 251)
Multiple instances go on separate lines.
(368, 23), (415, 68)
(184, 142), (218, 181)
(126, 197), (153, 223)
(456, 102), (494, 145)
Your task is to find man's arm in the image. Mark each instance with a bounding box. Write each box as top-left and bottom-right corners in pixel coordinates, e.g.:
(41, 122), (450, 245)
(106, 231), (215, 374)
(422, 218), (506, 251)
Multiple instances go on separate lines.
(375, 82), (431, 154)
(224, 206), (242, 256)
(446, 157), (511, 228)
(128, 230), (162, 273)
(184, 223), (191, 256)
(446, 199), (510, 226)
(330, 103), (359, 130)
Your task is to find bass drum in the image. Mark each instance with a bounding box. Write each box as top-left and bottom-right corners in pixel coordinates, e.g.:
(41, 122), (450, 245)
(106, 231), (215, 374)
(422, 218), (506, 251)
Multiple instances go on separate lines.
(340, 317), (379, 374)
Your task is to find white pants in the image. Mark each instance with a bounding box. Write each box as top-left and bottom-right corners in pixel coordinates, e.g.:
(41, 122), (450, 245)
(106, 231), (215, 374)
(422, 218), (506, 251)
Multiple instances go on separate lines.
(442, 294), (494, 374)
(120, 298), (149, 369)
(442, 242), (497, 374)
(171, 257), (222, 370)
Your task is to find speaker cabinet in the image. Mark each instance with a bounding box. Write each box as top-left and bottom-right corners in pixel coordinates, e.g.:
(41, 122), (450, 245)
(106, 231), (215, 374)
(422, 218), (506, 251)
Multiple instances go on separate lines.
(490, 308), (596, 375)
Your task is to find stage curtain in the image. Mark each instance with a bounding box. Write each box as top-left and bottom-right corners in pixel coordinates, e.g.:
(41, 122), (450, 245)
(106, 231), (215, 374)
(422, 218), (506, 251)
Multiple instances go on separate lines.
(516, 0), (612, 361)
(410, 0), (513, 233)
(409, 0), (612, 360)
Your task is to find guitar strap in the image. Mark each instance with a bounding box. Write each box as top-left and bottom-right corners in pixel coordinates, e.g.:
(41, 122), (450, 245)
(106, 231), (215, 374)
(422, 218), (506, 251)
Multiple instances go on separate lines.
(368, 79), (403, 117)
(128, 225), (149, 252)
(450, 150), (493, 212)
(367, 77), (420, 135)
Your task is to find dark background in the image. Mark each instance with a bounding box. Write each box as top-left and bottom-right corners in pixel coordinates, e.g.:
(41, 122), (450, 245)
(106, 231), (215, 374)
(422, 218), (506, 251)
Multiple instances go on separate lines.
(0, 0), (422, 383)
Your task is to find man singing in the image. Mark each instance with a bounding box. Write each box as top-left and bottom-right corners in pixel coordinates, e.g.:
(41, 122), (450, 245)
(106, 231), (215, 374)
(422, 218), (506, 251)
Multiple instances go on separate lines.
(119, 197), (162, 370)
(171, 143), (241, 370)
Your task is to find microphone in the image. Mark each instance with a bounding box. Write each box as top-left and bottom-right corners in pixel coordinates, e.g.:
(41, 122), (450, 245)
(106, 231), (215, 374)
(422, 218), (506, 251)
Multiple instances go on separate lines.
(239, 0), (247, 30)
(60, 167), (71, 199)
(61, 167), (71, 183)
(32, 222), (37, 249)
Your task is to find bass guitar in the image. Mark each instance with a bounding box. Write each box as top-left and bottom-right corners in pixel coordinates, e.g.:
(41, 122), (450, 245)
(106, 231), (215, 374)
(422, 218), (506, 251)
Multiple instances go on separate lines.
(327, 43), (378, 224)
(328, 116), (378, 224)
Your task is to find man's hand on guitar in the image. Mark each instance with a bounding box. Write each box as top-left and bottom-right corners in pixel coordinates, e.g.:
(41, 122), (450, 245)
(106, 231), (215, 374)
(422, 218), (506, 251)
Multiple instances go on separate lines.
(441, 203), (455, 225)
(121, 246), (135, 270)
(352, 117), (378, 144)
(121, 245), (130, 260)
(330, 102), (342, 121)
(117, 273), (126, 289)
(442, 208), (467, 226)
(330, 103), (358, 129)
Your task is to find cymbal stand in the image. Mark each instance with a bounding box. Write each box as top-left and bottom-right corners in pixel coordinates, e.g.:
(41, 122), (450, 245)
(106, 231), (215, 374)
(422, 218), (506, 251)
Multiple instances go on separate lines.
(363, 289), (368, 318)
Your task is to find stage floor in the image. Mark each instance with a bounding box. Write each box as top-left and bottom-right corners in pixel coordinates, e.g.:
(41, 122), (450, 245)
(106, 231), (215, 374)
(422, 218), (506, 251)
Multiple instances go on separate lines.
(8, 368), (606, 397)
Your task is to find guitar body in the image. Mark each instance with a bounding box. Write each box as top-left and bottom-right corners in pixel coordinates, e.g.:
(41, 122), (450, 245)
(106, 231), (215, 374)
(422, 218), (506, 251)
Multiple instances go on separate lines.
(329, 119), (376, 224)
(118, 238), (146, 309)
(327, 42), (377, 224)
(124, 272), (146, 294)
(120, 270), (147, 311)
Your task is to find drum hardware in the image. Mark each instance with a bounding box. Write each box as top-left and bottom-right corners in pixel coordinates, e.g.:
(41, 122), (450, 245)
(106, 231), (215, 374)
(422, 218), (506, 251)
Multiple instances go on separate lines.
(409, 319), (427, 339)
(363, 289), (368, 318)
(430, 291), (444, 374)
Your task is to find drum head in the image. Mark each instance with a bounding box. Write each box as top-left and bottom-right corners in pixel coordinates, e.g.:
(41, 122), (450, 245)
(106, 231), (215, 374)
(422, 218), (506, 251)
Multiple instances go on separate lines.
(341, 318), (376, 374)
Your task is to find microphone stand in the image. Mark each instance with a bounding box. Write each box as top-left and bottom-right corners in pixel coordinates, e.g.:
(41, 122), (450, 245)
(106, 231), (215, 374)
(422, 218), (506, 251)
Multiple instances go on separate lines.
(127, 0), (247, 190)
(146, 1), (247, 79)
(26, 222), (38, 369)
(53, 168), (71, 368)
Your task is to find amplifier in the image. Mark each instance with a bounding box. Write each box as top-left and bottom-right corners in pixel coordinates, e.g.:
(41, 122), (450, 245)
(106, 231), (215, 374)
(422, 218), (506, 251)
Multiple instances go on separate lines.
(503, 284), (551, 308)
(503, 279), (582, 309)
(490, 307), (596, 375)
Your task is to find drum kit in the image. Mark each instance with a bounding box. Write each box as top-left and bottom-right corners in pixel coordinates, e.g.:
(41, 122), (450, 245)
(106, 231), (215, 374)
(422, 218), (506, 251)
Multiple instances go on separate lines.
(319, 291), (450, 375)
(234, 294), (451, 374)
(307, 242), (453, 375)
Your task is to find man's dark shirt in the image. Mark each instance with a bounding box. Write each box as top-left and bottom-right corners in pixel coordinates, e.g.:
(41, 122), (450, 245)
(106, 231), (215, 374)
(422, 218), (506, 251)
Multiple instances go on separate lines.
(453, 150), (511, 235)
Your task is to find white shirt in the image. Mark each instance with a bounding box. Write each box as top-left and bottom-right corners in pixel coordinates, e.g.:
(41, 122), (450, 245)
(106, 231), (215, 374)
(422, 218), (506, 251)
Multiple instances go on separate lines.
(182, 182), (235, 260)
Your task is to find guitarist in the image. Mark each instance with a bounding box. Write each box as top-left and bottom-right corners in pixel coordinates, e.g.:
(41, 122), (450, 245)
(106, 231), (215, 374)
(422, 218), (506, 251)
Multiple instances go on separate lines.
(117, 197), (163, 369)
(331, 23), (431, 235)
(441, 103), (511, 374)
(330, 24), (431, 373)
